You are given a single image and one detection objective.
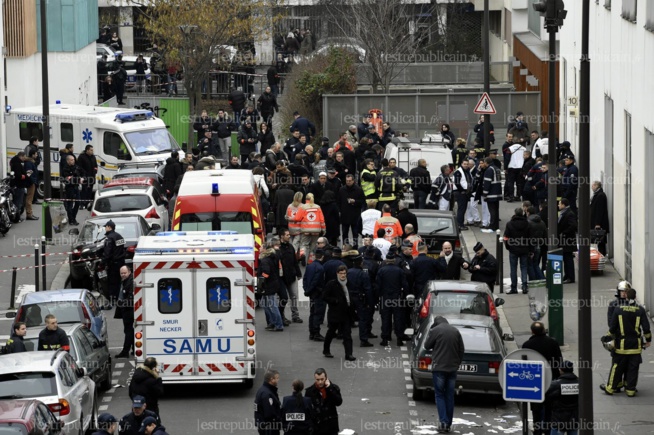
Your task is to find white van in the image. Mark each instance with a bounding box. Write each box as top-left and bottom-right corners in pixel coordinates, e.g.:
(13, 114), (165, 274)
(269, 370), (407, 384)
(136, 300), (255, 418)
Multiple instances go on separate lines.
(385, 137), (453, 183)
(132, 231), (257, 386)
(4, 103), (181, 196)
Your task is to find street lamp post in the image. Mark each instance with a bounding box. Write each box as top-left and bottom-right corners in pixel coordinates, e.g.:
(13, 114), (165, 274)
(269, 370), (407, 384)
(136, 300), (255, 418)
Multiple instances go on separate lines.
(482, 0), (491, 152)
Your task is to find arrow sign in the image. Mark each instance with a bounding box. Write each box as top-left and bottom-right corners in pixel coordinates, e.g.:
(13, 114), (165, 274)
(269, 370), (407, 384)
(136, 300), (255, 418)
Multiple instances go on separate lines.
(473, 92), (497, 115)
(502, 359), (546, 402)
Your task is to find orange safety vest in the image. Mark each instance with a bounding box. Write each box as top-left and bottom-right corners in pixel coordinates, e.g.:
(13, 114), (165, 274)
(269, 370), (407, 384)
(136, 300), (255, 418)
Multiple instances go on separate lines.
(295, 203), (326, 234)
(406, 234), (422, 258)
(373, 213), (403, 242)
(286, 203), (302, 236)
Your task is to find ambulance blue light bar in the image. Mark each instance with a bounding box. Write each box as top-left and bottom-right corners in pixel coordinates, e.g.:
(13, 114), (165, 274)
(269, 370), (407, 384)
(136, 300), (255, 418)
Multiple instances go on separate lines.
(212, 183), (220, 195)
(157, 231), (187, 236)
(115, 111), (154, 123)
(207, 231), (238, 235)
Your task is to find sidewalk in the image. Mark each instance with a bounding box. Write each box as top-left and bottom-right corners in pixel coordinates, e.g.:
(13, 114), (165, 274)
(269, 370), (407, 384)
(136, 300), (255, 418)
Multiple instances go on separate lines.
(458, 202), (653, 435)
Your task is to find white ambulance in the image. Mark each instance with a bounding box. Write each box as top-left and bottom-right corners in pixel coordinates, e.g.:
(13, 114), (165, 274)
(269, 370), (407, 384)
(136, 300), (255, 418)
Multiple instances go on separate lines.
(4, 103), (181, 195)
(132, 231), (257, 386)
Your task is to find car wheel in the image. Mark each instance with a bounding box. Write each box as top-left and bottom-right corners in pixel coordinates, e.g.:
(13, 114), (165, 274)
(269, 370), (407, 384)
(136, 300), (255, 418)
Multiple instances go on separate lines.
(412, 381), (423, 401)
(99, 359), (113, 391)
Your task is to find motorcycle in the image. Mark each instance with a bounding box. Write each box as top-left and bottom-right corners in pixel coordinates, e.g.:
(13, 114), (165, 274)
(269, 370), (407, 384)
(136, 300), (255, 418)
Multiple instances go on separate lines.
(81, 239), (110, 301)
(0, 176), (15, 235)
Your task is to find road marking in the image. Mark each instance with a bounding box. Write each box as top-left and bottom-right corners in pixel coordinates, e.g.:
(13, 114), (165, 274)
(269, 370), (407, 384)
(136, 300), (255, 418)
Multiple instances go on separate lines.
(98, 405), (108, 411)
(406, 384), (413, 389)
(409, 410), (418, 416)
(112, 371), (122, 377)
(408, 401), (416, 407)
(402, 353), (409, 358)
(102, 396), (112, 402)
(404, 368), (410, 373)
(15, 285), (35, 304)
(405, 376), (411, 381)
(114, 363), (125, 368)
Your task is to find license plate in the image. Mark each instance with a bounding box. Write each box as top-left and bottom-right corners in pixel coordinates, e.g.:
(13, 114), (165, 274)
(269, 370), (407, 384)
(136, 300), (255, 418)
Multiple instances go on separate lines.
(459, 364), (477, 372)
(98, 270), (107, 279)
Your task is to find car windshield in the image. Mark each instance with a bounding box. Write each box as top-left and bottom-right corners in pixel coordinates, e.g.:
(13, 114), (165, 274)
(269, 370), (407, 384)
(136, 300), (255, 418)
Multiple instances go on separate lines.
(429, 291), (490, 316)
(416, 216), (456, 236)
(180, 212), (252, 234)
(0, 372), (57, 398)
(456, 326), (496, 352)
(0, 425), (28, 435)
(126, 129), (180, 156)
(80, 222), (139, 242)
(95, 195), (152, 213)
(19, 302), (83, 327)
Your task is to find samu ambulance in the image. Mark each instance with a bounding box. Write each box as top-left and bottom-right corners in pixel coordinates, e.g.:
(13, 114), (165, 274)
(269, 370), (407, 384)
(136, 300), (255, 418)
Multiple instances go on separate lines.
(132, 231), (257, 386)
(4, 103), (181, 195)
(171, 169), (267, 270)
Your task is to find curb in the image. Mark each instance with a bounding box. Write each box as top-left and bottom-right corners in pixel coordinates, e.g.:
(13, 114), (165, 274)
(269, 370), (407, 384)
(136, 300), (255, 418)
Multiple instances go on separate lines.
(50, 262), (70, 290)
(460, 227), (519, 353)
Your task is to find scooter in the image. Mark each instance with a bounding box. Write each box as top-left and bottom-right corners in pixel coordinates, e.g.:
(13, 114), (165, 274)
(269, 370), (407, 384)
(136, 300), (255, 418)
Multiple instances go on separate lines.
(0, 176), (15, 234)
(81, 239), (110, 301)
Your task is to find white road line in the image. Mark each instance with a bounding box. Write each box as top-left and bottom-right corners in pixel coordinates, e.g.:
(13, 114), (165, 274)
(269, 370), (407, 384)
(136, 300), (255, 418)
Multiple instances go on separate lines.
(102, 397), (112, 402)
(408, 401), (416, 407)
(405, 384), (412, 389)
(402, 354), (409, 358)
(98, 405), (109, 411)
(404, 368), (410, 373)
(404, 376), (411, 381)
(400, 346), (407, 351)
(114, 363), (125, 368)
(409, 410), (418, 416)
(407, 393), (413, 399)
(112, 371), (122, 377)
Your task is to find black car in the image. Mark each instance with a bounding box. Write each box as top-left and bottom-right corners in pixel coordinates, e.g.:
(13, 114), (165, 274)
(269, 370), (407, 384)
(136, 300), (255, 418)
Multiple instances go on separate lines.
(411, 280), (505, 333)
(410, 209), (462, 256)
(407, 314), (508, 400)
(68, 214), (160, 288)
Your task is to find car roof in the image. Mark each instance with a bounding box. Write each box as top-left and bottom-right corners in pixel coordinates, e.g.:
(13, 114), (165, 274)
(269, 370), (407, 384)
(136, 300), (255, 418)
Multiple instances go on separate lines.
(427, 280), (491, 293)
(22, 289), (85, 304)
(410, 209), (455, 217)
(0, 351), (63, 373)
(0, 399), (39, 420)
(427, 313), (495, 328)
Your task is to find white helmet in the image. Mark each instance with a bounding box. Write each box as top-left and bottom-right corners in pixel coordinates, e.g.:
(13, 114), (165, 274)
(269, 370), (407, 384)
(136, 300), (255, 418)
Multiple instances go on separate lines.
(617, 280), (632, 291)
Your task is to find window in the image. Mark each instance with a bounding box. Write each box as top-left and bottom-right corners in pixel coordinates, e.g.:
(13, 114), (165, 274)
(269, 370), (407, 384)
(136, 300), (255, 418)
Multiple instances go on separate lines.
(75, 329), (95, 358)
(206, 278), (231, 313)
(489, 11), (502, 37)
(0, 372), (57, 398)
(646, 1), (654, 31)
(622, 0), (637, 22)
(504, 9), (513, 47)
(158, 278), (182, 314)
(58, 366), (74, 387)
(80, 326), (101, 349)
(604, 0), (611, 9)
(528, 0), (542, 36)
(180, 211), (253, 233)
(19, 121), (43, 141)
(104, 131), (131, 161)
(625, 111), (632, 282)
(19, 302), (84, 327)
(85, 292), (100, 317)
(61, 123), (74, 142)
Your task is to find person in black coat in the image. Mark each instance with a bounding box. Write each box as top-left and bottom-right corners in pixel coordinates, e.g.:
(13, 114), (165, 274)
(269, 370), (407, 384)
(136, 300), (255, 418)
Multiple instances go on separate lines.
(305, 368), (343, 435)
(258, 123), (276, 156)
(102, 75), (115, 102)
(396, 201), (418, 234)
(322, 266), (356, 360)
(545, 361), (579, 435)
(255, 369), (282, 435)
(162, 152), (182, 199)
(320, 190), (341, 247)
(503, 207), (531, 294)
(289, 112), (316, 142)
(309, 173), (334, 206)
(281, 379), (313, 435)
(468, 242), (498, 293)
(337, 175), (365, 246)
(193, 110), (214, 143)
(237, 120), (258, 166)
(590, 180), (609, 255)
(557, 198), (577, 284)
(129, 358), (164, 416)
(376, 254), (410, 346)
(522, 321), (563, 435)
(410, 159), (432, 209)
(440, 123), (457, 150)
(412, 243), (446, 297)
(9, 151), (29, 220)
(437, 241), (469, 280)
(257, 86), (279, 128)
(119, 395), (161, 435)
(228, 87), (247, 122)
(4, 322), (27, 353)
(77, 145), (98, 209)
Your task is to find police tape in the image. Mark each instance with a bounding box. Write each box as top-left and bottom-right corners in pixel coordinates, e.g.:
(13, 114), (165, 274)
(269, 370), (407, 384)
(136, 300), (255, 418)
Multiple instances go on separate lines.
(0, 252), (73, 259)
(44, 198), (92, 202)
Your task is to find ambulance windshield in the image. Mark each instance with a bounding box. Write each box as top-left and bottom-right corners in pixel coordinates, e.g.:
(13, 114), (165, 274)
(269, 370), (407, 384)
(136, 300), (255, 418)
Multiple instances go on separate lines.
(126, 129), (181, 155)
(180, 211), (252, 234)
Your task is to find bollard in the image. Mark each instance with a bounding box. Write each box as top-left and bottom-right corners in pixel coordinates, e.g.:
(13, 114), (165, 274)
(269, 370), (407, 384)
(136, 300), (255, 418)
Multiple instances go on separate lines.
(41, 236), (47, 291)
(496, 229), (504, 294)
(9, 267), (17, 309)
(34, 244), (40, 292)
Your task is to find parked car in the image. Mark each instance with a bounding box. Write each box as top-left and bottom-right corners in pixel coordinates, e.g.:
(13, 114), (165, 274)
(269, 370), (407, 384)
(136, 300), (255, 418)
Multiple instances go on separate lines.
(411, 281), (505, 333)
(0, 350), (98, 434)
(91, 177), (169, 230)
(410, 209), (462, 256)
(21, 324), (112, 392)
(7, 289), (108, 343)
(407, 314), (508, 400)
(68, 214), (160, 288)
(111, 162), (166, 186)
(0, 399), (64, 434)
(97, 43), (152, 90)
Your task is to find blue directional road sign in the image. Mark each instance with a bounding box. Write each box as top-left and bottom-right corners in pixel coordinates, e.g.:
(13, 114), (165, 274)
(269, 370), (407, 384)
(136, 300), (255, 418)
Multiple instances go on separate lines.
(502, 359), (546, 402)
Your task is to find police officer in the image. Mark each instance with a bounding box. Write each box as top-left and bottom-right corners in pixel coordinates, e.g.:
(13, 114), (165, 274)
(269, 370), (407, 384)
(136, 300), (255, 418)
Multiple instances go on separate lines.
(255, 369), (282, 435)
(376, 251), (410, 347)
(119, 396), (161, 435)
(411, 243), (445, 298)
(322, 247), (346, 284)
(115, 266), (134, 359)
(103, 220), (126, 306)
(346, 255), (374, 348)
(61, 154), (83, 226)
(4, 322), (27, 353)
(468, 242), (498, 293)
(94, 413), (118, 435)
(304, 249), (326, 342)
(545, 360), (579, 435)
(281, 380), (313, 435)
(37, 315), (70, 351)
(601, 288), (652, 397)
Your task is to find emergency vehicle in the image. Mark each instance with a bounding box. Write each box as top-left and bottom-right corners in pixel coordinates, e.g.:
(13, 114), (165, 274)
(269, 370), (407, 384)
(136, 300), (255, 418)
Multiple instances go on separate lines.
(4, 103), (181, 195)
(132, 231), (257, 386)
(172, 169), (267, 269)
(385, 136), (453, 183)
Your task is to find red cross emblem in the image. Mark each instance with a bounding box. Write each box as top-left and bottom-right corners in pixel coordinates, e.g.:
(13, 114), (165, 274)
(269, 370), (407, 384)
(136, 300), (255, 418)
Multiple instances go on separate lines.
(307, 212), (316, 221)
(385, 227), (394, 236)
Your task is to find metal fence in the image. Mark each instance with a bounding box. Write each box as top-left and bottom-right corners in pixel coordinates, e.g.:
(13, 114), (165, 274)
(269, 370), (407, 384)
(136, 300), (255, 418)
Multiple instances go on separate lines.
(356, 61), (514, 86)
(322, 91), (541, 144)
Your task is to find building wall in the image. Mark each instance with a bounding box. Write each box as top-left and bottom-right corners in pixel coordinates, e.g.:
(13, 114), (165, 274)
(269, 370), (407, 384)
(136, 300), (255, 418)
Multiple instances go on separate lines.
(558, 1), (654, 301)
(36, 0), (98, 52)
(6, 43), (98, 109)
